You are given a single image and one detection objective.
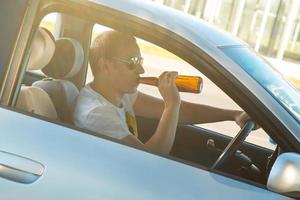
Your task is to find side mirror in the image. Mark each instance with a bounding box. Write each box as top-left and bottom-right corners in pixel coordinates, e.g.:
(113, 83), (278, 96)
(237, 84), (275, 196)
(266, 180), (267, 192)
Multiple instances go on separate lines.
(267, 152), (300, 198)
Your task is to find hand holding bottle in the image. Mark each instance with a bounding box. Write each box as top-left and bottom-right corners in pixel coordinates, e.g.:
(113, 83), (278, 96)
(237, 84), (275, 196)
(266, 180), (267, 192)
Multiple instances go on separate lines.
(158, 71), (181, 108)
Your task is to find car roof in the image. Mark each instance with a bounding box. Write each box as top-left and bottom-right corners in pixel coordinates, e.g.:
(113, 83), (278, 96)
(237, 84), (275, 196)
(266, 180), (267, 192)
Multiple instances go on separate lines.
(89, 0), (248, 48)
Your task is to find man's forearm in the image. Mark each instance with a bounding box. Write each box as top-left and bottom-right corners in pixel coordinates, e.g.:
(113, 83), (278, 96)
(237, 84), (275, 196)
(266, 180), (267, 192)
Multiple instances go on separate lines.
(179, 101), (241, 124)
(145, 105), (180, 154)
(134, 92), (241, 125)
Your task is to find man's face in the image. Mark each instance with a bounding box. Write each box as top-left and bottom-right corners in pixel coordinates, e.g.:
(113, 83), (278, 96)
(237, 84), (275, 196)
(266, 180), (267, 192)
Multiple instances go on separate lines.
(108, 43), (145, 94)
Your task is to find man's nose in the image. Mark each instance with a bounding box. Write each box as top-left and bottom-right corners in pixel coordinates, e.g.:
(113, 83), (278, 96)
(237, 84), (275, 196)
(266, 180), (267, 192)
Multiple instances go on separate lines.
(137, 64), (145, 74)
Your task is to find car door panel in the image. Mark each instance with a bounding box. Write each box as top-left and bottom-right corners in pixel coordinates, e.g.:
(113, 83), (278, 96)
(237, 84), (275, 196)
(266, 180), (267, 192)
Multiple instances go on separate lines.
(137, 117), (271, 164)
(173, 124), (273, 183)
(174, 125), (272, 168)
(0, 107), (290, 199)
(137, 116), (272, 183)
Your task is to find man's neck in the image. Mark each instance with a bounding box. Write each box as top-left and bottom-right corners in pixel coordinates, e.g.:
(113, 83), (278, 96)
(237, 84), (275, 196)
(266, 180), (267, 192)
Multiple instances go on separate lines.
(91, 80), (123, 107)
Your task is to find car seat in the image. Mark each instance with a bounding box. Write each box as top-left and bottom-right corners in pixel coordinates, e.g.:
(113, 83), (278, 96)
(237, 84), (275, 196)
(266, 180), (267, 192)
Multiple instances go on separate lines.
(33, 37), (84, 124)
(16, 27), (58, 120)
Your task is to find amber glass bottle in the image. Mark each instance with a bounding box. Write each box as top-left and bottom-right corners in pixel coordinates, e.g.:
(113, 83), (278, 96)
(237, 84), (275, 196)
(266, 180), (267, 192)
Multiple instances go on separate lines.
(139, 75), (203, 93)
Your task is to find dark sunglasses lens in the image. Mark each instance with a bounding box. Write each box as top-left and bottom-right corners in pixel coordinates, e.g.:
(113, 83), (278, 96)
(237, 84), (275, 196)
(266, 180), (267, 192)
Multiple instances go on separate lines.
(129, 57), (143, 69)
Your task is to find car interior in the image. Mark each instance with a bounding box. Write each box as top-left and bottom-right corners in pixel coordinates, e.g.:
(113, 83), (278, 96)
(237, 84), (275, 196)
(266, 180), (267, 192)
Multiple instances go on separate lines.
(14, 11), (283, 190)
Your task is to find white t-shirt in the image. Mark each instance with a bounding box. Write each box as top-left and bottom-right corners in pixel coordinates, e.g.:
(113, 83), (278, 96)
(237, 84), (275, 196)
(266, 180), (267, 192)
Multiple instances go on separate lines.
(73, 84), (138, 139)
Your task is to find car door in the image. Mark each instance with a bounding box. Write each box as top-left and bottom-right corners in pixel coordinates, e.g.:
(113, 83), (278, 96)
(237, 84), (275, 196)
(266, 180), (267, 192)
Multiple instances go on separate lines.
(80, 0), (288, 194)
(0, 106), (292, 200)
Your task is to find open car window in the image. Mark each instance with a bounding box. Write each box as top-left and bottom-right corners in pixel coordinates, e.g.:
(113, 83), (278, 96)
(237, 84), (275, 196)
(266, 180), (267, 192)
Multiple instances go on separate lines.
(88, 24), (276, 151)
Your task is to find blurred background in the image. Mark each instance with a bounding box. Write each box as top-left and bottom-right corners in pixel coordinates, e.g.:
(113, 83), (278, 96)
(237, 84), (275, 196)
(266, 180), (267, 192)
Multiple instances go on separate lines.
(42, 0), (300, 89)
(149, 0), (300, 89)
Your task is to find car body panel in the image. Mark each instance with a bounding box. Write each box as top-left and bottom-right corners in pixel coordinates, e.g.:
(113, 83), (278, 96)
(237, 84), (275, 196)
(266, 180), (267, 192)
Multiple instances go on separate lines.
(0, 107), (291, 199)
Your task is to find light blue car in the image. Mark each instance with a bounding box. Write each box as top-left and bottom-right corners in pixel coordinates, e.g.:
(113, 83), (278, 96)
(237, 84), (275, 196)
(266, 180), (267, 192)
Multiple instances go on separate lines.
(0, 0), (299, 199)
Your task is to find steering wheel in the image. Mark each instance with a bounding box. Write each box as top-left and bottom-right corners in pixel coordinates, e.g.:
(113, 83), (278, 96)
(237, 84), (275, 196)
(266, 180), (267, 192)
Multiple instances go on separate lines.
(211, 121), (256, 170)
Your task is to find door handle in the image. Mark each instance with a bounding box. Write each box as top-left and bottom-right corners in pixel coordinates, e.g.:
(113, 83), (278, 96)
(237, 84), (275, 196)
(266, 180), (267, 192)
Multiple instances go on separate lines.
(0, 150), (44, 184)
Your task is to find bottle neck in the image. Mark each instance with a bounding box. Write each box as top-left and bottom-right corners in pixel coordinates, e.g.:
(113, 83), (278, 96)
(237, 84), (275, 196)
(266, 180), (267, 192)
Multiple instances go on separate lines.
(139, 77), (159, 86)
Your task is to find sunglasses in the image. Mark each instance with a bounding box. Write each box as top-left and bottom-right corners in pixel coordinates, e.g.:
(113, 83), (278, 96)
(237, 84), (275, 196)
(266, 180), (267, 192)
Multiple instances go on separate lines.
(112, 56), (143, 70)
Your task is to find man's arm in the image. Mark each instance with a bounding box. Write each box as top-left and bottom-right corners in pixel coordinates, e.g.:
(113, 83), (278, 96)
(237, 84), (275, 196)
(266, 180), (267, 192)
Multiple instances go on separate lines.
(134, 92), (242, 125)
(122, 104), (180, 154)
(178, 101), (241, 124)
(124, 72), (180, 154)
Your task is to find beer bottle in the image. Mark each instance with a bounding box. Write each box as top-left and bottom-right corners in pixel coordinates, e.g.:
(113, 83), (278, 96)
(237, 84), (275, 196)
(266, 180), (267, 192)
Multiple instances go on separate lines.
(139, 75), (203, 93)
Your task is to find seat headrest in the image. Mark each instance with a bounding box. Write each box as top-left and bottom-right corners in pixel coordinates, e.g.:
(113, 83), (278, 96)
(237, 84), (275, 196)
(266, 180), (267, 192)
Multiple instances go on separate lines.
(28, 27), (55, 70)
(42, 37), (84, 79)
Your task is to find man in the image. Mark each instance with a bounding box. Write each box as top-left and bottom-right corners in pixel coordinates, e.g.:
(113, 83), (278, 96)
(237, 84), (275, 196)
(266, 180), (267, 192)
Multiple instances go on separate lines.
(73, 30), (249, 154)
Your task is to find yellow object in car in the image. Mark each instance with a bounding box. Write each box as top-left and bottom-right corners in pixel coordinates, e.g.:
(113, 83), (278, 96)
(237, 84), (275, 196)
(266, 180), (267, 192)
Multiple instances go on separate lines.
(126, 111), (138, 137)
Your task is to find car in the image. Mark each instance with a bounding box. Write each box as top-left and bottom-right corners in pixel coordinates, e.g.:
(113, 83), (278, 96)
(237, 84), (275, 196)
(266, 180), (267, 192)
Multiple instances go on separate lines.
(0, 0), (300, 199)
